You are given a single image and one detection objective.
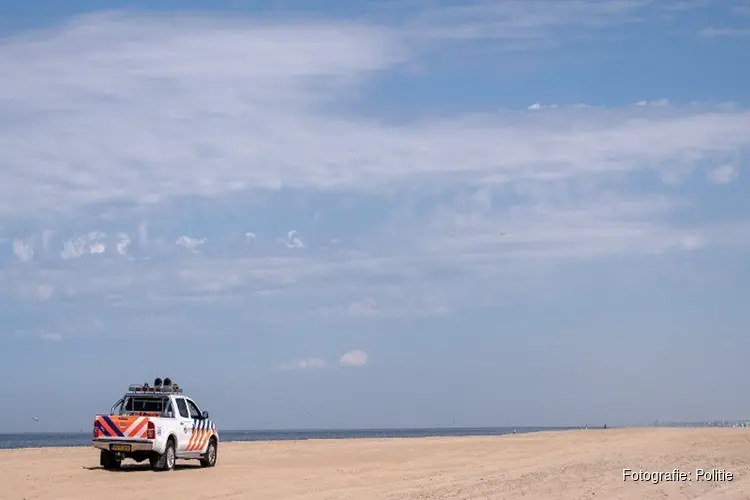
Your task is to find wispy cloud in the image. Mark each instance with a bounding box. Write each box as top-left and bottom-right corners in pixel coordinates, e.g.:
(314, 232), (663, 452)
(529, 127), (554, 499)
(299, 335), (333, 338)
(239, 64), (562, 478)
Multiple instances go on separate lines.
(277, 358), (326, 371)
(402, 0), (655, 44)
(0, 4), (748, 344)
(2, 9), (748, 218)
(312, 296), (449, 319)
(281, 231), (305, 249)
(699, 27), (750, 38)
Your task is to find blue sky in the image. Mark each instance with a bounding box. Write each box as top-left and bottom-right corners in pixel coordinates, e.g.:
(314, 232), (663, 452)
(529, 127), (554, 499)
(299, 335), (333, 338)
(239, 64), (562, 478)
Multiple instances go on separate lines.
(1, 0), (749, 433)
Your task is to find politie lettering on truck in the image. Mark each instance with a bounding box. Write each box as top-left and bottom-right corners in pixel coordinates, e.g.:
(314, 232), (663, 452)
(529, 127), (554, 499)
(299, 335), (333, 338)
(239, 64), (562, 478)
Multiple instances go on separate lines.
(91, 377), (219, 471)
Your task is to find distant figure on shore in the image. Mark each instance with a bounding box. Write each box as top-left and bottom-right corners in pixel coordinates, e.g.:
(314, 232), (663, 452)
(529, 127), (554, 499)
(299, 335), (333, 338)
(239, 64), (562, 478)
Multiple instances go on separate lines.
(604, 424), (607, 429)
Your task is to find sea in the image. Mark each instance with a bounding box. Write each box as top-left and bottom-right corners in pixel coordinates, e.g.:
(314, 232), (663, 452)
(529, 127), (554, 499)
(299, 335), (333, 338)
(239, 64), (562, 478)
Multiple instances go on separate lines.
(0, 426), (577, 450)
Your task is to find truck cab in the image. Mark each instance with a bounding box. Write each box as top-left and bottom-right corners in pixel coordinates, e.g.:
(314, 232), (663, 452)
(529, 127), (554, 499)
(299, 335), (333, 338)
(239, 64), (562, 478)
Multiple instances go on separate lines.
(92, 377), (219, 471)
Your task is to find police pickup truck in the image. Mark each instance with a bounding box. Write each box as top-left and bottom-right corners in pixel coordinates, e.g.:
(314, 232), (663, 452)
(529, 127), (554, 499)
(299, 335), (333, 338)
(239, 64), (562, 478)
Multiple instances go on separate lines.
(92, 377), (219, 471)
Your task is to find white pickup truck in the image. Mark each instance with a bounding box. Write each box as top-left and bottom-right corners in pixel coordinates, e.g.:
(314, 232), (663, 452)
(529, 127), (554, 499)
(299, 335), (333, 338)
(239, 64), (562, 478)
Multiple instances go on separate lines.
(92, 378), (219, 471)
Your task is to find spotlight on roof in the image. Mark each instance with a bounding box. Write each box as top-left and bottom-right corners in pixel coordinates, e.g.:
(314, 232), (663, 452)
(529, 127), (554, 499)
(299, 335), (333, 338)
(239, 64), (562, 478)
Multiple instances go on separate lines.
(154, 377), (163, 387)
(163, 377), (172, 386)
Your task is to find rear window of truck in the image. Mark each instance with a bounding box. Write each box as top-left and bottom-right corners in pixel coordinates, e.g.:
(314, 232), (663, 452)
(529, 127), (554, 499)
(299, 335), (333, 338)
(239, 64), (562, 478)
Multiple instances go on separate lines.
(124, 397), (166, 413)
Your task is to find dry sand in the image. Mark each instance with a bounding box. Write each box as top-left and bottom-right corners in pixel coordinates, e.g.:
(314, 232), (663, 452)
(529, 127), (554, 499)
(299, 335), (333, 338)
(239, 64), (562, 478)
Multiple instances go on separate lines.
(2, 428), (750, 499)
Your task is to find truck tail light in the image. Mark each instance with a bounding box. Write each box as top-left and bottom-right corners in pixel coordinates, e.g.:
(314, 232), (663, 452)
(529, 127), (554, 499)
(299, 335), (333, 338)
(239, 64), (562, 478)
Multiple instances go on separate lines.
(146, 420), (155, 439)
(93, 421), (100, 438)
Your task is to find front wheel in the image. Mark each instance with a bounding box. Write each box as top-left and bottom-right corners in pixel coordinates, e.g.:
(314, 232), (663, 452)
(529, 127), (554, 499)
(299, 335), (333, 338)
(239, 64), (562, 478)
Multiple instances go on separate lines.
(200, 438), (217, 468)
(151, 438), (176, 471)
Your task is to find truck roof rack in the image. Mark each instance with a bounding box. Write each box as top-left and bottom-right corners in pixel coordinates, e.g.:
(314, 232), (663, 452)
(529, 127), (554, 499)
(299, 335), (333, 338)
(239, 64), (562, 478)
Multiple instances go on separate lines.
(127, 377), (183, 395)
(127, 384), (183, 394)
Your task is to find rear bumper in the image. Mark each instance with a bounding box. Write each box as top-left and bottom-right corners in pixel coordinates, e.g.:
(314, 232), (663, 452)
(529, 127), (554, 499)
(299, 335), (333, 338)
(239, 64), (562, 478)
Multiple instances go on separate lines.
(92, 438), (154, 453)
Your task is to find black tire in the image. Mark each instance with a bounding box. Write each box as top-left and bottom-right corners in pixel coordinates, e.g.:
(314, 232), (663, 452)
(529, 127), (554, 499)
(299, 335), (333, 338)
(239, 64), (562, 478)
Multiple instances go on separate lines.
(100, 450), (121, 470)
(151, 437), (176, 471)
(200, 437), (217, 468)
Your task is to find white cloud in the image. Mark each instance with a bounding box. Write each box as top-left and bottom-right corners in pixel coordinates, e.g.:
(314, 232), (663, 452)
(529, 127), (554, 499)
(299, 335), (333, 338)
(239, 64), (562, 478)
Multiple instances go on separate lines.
(115, 233), (131, 255)
(340, 349), (368, 366)
(635, 98), (670, 106)
(60, 231), (107, 260)
(41, 332), (62, 342)
(528, 102), (562, 110)
(706, 164), (739, 184)
(277, 358), (326, 371)
(281, 230), (305, 249)
(175, 236), (207, 253)
(244, 232), (256, 243)
(12, 238), (34, 262)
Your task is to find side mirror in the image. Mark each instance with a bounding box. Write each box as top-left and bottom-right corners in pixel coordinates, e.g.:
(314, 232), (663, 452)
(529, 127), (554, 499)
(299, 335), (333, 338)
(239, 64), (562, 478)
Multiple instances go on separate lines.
(202, 410), (209, 419)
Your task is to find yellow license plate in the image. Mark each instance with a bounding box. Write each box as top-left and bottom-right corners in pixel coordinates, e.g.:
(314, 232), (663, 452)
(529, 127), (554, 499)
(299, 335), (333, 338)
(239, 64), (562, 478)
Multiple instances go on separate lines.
(110, 444), (131, 452)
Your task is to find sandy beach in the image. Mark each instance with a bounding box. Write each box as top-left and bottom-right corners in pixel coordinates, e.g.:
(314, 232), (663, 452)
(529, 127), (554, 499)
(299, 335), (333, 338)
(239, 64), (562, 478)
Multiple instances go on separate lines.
(2, 428), (749, 499)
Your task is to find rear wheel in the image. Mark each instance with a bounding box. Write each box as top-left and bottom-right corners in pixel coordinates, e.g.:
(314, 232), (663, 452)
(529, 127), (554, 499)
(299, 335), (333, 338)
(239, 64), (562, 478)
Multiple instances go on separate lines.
(151, 438), (176, 471)
(200, 438), (217, 468)
(100, 450), (121, 470)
